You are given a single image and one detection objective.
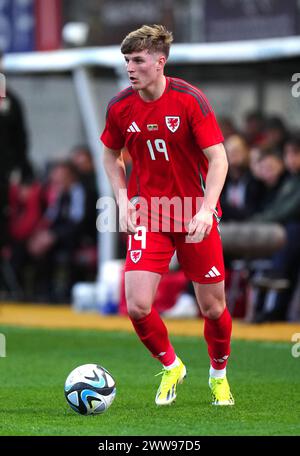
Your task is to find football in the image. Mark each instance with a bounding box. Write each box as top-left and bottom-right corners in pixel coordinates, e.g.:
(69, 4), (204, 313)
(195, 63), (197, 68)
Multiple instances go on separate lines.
(64, 364), (116, 415)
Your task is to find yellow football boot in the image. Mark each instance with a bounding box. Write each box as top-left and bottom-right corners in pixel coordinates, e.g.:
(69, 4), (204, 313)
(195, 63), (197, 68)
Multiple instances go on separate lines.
(209, 376), (234, 406)
(155, 357), (187, 406)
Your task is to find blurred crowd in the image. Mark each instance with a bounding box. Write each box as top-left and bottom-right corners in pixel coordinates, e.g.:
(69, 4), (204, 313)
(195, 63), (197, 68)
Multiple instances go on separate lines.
(0, 143), (98, 303)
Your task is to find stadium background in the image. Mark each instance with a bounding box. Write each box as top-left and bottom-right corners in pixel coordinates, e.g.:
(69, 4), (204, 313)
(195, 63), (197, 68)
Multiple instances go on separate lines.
(0, 0), (300, 437)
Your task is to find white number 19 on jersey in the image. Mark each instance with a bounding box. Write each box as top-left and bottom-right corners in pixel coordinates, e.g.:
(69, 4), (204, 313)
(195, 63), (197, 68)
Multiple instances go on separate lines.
(146, 139), (169, 161)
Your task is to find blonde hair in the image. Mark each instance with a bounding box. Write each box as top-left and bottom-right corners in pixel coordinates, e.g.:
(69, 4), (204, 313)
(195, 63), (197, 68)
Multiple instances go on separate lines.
(121, 24), (173, 58)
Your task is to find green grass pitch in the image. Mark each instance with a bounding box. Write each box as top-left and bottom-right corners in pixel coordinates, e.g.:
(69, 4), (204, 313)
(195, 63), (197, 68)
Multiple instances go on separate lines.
(0, 325), (299, 436)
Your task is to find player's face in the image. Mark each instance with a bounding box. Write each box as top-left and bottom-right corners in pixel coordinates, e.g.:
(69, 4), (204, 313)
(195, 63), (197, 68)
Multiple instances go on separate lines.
(124, 50), (164, 91)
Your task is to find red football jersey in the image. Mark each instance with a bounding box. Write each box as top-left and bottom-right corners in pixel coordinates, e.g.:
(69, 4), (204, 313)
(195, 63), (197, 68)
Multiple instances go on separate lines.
(101, 77), (224, 229)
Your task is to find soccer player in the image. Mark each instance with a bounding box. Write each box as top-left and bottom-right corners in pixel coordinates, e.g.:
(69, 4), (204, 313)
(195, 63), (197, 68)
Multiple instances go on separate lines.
(101, 25), (234, 406)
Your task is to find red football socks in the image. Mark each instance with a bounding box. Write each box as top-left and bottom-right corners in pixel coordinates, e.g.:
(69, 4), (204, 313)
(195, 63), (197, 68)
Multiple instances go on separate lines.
(130, 307), (176, 366)
(204, 306), (232, 370)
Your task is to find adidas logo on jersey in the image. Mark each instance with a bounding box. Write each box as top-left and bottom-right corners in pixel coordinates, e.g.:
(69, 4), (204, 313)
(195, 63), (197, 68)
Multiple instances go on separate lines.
(127, 122), (141, 132)
(205, 266), (221, 278)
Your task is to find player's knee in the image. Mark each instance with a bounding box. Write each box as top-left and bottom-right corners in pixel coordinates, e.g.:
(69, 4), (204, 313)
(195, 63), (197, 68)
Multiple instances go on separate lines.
(201, 300), (225, 320)
(126, 298), (151, 320)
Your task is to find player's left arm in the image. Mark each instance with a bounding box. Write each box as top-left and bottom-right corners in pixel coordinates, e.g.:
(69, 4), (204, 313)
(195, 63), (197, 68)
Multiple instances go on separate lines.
(188, 143), (228, 242)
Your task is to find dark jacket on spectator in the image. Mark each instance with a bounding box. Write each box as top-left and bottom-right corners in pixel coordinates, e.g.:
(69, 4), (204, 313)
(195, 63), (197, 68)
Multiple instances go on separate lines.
(0, 89), (32, 180)
(221, 171), (264, 221)
(255, 171), (288, 214)
(251, 173), (300, 223)
(45, 182), (86, 247)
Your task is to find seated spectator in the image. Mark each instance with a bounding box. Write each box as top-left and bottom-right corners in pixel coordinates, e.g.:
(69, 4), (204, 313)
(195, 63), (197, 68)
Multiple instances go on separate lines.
(70, 145), (98, 244)
(243, 110), (265, 147)
(251, 138), (300, 224)
(254, 150), (287, 212)
(249, 146), (264, 180)
(9, 177), (43, 243)
(249, 135), (300, 321)
(70, 145), (97, 197)
(260, 116), (288, 155)
(6, 177), (43, 297)
(221, 134), (265, 221)
(27, 161), (88, 302)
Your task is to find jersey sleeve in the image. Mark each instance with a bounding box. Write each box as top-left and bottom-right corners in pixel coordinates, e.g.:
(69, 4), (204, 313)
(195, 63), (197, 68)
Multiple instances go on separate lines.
(189, 93), (224, 150)
(100, 104), (125, 150)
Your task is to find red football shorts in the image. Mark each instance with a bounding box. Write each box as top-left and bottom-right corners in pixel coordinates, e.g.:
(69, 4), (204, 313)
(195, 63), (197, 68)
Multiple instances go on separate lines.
(125, 223), (225, 284)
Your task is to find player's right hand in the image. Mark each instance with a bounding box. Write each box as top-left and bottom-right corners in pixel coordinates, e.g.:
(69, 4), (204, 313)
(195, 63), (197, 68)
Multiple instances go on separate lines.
(119, 199), (137, 234)
(187, 207), (214, 243)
